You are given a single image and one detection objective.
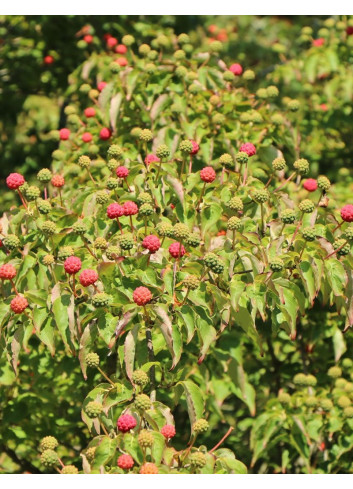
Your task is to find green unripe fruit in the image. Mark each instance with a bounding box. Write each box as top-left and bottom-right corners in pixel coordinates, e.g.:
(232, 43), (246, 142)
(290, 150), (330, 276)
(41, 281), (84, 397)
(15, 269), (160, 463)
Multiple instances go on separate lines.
(175, 65), (188, 77)
(271, 113), (285, 125)
(278, 392), (291, 405)
(40, 449), (58, 467)
(335, 378), (347, 389)
(183, 275), (200, 290)
(344, 406), (353, 418)
(139, 203), (154, 217)
(40, 436), (58, 452)
(337, 395), (351, 408)
(85, 447), (96, 462)
(253, 189), (270, 204)
(224, 71), (235, 82)
(219, 153), (233, 167)
(186, 233), (201, 247)
(122, 35), (134, 46)
(92, 293), (111, 308)
(342, 358), (353, 368)
(145, 63), (156, 74)
(299, 199), (315, 213)
(302, 227), (316, 242)
(288, 99), (300, 112)
(139, 129), (153, 142)
(269, 258), (284, 272)
(333, 239), (350, 256)
(42, 254), (55, 266)
(86, 401), (103, 418)
(293, 373), (307, 386)
(41, 221), (57, 236)
(138, 43), (151, 55)
(89, 89), (99, 99)
(305, 396), (318, 408)
(272, 157), (286, 171)
(106, 246), (120, 260)
(294, 158), (309, 175)
(89, 144), (99, 155)
(67, 114), (80, 126)
(64, 105), (77, 116)
(235, 151), (249, 165)
(137, 192), (153, 205)
(154, 34), (169, 48)
(328, 366), (342, 378)
(174, 49), (186, 60)
(228, 196), (243, 212)
(173, 223), (190, 240)
(204, 253), (224, 274)
(243, 69), (255, 80)
(345, 382), (353, 393)
(212, 113), (225, 124)
(52, 149), (65, 161)
(320, 399), (333, 411)
(256, 87), (268, 99)
(131, 127), (142, 138)
(25, 185), (41, 201)
(78, 155), (91, 168)
(302, 26), (313, 35)
(147, 50), (158, 60)
(37, 198), (52, 215)
(193, 418), (209, 434)
(336, 21), (346, 31)
(267, 85), (279, 98)
(132, 369), (149, 387)
(107, 158), (119, 171)
(156, 222), (173, 237)
(306, 374), (317, 387)
(58, 246), (74, 260)
(72, 220), (87, 235)
(135, 393), (152, 411)
(106, 177), (119, 190)
(48, 130), (60, 141)
(138, 430), (154, 448)
(317, 175), (331, 191)
(96, 191), (109, 205)
(86, 353), (100, 368)
(281, 209), (296, 224)
(210, 40), (222, 53)
(344, 227), (353, 242)
(62, 465), (79, 474)
(118, 233), (134, 251)
(3, 234), (21, 250)
(227, 216), (241, 231)
(156, 144), (170, 159)
(107, 145), (123, 159)
(179, 140), (193, 154)
(178, 33), (190, 44)
(37, 168), (52, 182)
(189, 452), (206, 468)
(94, 237), (108, 250)
(210, 95), (220, 106)
(79, 83), (91, 93)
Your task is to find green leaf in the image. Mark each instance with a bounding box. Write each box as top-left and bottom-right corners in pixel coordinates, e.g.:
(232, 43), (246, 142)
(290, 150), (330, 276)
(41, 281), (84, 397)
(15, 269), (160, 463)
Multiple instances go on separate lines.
(155, 305), (182, 368)
(175, 380), (204, 429)
(325, 259), (347, 297)
(124, 324), (140, 381)
(92, 436), (118, 470)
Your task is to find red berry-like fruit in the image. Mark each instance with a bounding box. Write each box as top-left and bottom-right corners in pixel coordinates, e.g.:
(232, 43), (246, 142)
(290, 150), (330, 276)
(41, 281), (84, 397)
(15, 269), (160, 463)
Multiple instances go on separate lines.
(10, 295), (28, 314)
(229, 63), (243, 75)
(190, 140), (200, 155)
(84, 107), (96, 117)
(140, 463), (159, 474)
(133, 286), (152, 306)
(82, 132), (93, 143)
(115, 44), (127, 54)
(341, 205), (353, 223)
(0, 264), (16, 280)
(107, 37), (118, 48)
(116, 57), (128, 67)
(169, 242), (186, 258)
(99, 128), (111, 140)
(97, 81), (107, 92)
(161, 424), (176, 439)
(200, 166), (216, 183)
(51, 175), (65, 187)
(303, 179), (318, 192)
(117, 414), (137, 432)
(123, 201), (138, 216)
(313, 38), (324, 47)
(107, 203), (124, 219)
(64, 256), (82, 275)
(103, 33), (112, 41)
(320, 103), (328, 111)
(116, 166), (129, 178)
(44, 55), (54, 65)
(142, 235), (161, 254)
(117, 454), (134, 470)
(239, 142), (256, 156)
(83, 34), (93, 43)
(347, 26), (353, 36)
(144, 154), (160, 166)
(6, 173), (25, 190)
(59, 128), (70, 140)
(79, 269), (98, 287)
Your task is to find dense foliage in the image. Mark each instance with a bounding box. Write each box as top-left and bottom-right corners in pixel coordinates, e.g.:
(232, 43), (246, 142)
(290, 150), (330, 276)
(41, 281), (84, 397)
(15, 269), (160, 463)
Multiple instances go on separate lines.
(1, 15), (353, 475)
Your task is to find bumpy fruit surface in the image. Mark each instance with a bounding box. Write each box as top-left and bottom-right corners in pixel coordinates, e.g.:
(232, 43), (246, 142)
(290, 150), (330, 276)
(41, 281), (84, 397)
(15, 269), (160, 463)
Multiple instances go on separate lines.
(337, 395), (351, 408)
(62, 465), (79, 474)
(40, 449), (58, 467)
(156, 222), (173, 237)
(299, 199), (315, 213)
(41, 221), (57, 236)
(107, 203), (124, 219)
(328, 366), (342, 378)
(92, 293), (111, 308)
(294, 158), (309, 175)
(204, 253), (224, 274)
(186, 233), (201, 247)
(344, 227), (353, 241)
(132, 369), (149, 387)
(228, 196), (243, 211)
(269, 258), (284, 272)
(79, 269), (98, 287)
(123, 201), (138, 216)
(293, 373), (307, 386)
(135, 393), (152, 411)
(142, 235), (161, 253)
(106, 246), (120, 260)
(240, 142), (256, 156)
(179, 139), (193, 154)
(116, 166), (129, 178)
(333, 239), (350, 256)
(278, 392), (291, 404)
(272, 157), (286, 171)
(85, 447), (96, 462)
(139, 203), (154, 216)
(227, 216), (241, 231)
(303, 179), (318, 192)
(193, 418), (209, 434)
(37, 198), (52, 214)
(117, 454), (134, 470)
(317, 175), (331, 191)
(10, 295), (28, 314)
(3, 234), (20, 250)
(184, 275), (200, 290)
(0, 264), (16, 280)
(200, 166), (216, 183)
(161, 424), (176, 439)
(40, 436), (58, 452)
(42, 254), (55, 266)
(85, 401), (103, 418)
(137, 192), (153, 205)
(173, 223), (190, 240)
(64, 256), (82, 275)
(344, 407), (353, 418)
(169, 242), (186, 258)
(302, 227), (316, 242)
(189, 452), (206, 468)
(117, 414), (137, 432)
(6, 172), (25, 189)
(155, 144), (170, 159)
(37, 168), (52, 182)
(253, 189), (269, 204)
(138, 430), (154, 448)
(133, 286), (152, 306)
(219, 153), (233, 167)
(341, 205), (353, 222)
(86, 352), (100, 368)
(51, 175), (65, 187)
(118, 233), (134, 251)
(72, 220), (87, 235)
(94, 237), (108, 250)
(140, 463), (159, 474)
(320, 399), (333, 411)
